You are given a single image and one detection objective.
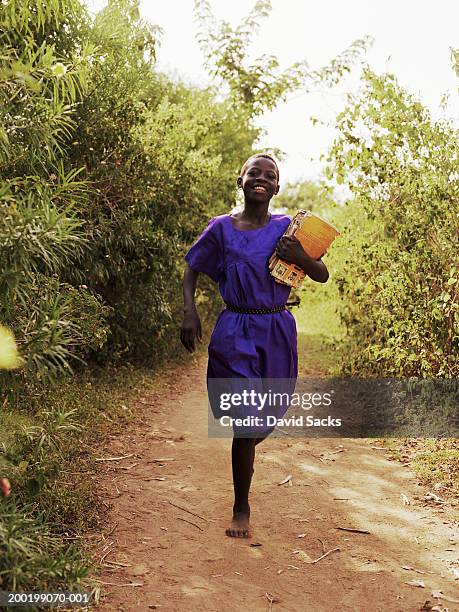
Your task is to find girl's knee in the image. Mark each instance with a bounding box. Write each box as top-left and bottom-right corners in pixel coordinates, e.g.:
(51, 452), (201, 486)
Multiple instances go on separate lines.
(233, 437), (258, 448)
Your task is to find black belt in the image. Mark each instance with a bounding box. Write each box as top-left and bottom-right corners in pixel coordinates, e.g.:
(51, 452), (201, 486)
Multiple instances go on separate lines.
(225, 302), (286, 314)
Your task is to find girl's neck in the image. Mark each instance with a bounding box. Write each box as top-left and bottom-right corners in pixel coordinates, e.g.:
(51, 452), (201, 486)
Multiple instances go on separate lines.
(230, 207), (271, 231)
(239, 205), (270, 224)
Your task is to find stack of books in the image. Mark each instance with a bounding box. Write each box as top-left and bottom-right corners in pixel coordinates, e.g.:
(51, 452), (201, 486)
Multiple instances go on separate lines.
(269, 210), (340, 288)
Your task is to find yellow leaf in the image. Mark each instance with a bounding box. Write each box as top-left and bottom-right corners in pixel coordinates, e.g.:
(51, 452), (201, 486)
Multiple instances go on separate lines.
(0, 325), (23, 370)
(18, 461), (29, 472)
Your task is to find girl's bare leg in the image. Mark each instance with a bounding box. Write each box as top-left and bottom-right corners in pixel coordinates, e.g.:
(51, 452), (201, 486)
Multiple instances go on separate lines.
(225, 435), (267, 538)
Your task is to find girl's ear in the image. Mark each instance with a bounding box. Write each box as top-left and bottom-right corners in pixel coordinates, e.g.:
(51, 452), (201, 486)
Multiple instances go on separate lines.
(237, 176), (243, 188)
(274, 183), (280, 195)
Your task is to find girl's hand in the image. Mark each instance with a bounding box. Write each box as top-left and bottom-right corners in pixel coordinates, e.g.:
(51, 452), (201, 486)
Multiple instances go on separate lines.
(275, 236), (310, 268)
(180, 309), (202, 353)
(275, 236), (329, 282)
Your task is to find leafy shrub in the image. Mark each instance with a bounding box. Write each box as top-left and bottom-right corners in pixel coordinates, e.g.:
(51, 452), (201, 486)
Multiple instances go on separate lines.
(326, 69), (458, 377)
(0, 501), (89, 592)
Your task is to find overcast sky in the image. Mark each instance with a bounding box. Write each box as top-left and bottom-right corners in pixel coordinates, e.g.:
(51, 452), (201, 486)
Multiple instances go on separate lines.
(86, 0), (459, 184)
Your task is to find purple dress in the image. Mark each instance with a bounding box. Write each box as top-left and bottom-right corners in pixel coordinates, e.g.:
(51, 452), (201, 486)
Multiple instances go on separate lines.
(185, 213), (298, 435)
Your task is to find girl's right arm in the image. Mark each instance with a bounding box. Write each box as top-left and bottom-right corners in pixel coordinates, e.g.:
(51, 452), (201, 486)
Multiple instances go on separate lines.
(180, 264), (203, 353)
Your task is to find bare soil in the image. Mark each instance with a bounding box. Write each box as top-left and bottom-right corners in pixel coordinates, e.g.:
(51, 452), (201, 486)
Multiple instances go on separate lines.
(95, 354), (459, 612)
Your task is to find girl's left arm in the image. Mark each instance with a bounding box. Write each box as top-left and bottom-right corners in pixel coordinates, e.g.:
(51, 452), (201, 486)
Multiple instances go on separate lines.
(275, 236), (329, 283)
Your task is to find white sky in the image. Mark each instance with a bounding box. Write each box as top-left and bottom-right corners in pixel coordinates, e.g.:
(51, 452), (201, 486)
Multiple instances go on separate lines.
(86, 0), (459, 183)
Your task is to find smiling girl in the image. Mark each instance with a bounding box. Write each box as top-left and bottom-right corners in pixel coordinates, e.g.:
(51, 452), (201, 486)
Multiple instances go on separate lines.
(181, 154), (329, 538)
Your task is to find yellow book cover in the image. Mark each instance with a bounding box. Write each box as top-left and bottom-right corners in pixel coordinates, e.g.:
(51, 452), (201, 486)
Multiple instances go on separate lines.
(269, 211), (340, 287)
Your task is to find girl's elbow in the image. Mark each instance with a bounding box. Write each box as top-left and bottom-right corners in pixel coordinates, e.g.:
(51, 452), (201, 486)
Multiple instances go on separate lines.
(313, 259), (329, 283)
(317, 267), (329, 283)
(309, 271), (328, 283)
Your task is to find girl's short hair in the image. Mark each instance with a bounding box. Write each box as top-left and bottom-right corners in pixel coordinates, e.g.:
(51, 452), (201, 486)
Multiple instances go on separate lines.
(240, 154), (279, 181)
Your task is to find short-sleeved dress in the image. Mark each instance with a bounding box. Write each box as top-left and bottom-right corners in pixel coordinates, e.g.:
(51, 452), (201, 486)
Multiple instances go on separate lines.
(185, 212), (298, 436)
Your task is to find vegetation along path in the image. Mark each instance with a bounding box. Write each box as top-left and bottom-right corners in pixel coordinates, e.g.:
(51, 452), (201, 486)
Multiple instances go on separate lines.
(94, 305), (459, 612)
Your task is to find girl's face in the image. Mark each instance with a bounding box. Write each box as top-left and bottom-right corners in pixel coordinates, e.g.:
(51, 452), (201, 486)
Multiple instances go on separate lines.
(237, 157), (279, 203)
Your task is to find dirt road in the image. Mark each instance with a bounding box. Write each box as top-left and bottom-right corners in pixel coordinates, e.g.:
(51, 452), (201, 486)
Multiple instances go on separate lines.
(95, 355), (459, 611)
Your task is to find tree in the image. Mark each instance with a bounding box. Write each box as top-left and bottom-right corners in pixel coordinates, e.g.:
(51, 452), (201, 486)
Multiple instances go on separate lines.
(325, 69), (459, 377)
(194, 0), (372, 118)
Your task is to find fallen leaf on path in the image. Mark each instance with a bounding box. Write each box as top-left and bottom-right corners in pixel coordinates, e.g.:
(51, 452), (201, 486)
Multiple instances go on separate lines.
(406, 579), (426, 588)
(402, 565), (426, 574)
(265, 592), (280, 611)
(420, 601), (448, 612)
(278, 475), (292, 486)
(250, 542), (263, 547)
(424, 492), (445, 503)
(298, 533), (307, 538)
(401, 493), (411, 505)
(277, 569), (284, 574)
(431, 589), (459, 604)
(449, 567), (459, 580)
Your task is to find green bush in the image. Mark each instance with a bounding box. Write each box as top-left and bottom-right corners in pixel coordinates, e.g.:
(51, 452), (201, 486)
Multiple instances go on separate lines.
(0, 0), (109, 385)
(0, 502), (89, 592)
(0, 0), (255, 376)
(325, 69), (458, 377)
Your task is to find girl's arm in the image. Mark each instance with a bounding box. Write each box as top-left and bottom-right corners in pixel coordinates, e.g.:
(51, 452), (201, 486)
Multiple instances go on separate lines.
(180, 264), (203, 353)
(275, 236), (329, 283)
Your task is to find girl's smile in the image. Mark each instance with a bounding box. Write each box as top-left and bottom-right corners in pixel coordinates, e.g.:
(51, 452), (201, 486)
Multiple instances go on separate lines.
(238, 157), (280, 202)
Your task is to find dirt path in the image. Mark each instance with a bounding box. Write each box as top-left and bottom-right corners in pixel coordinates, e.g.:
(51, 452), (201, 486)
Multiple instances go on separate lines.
(95, 354), (459, 612)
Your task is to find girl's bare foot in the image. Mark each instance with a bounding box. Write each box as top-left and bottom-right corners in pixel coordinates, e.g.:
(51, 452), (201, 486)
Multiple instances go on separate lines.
(226, 510), (251, 538)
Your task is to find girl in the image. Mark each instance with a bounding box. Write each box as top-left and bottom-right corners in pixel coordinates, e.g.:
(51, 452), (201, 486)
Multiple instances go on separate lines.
(181, 154), (329, 538)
